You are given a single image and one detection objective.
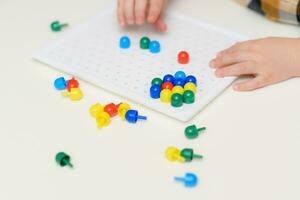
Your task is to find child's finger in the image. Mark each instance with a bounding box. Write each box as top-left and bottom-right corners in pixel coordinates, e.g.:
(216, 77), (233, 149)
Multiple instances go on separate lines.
(148, 0), (164, 23)
(210, 51), (254, 68)
(233, 76), (265, 91)
(117, 0), (126, 26)
(217, 40), (257, 57)
(135, 0), (148, 25)
(124, 0), (135, 25)
(153, 16), (167, 32)
(215, 61), (256, 77)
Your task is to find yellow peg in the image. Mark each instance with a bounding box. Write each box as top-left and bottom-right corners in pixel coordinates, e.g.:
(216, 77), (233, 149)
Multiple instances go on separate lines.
(160, 89), (172, 103)
(61, 88), (83, 101)
(165, 146), (185, 162)
(117, 103), (131, 120)
(172, 86), (184, 95)
(184, 83), (197, 94)
(90, 103), (103, 118)
(96, 112), (111, 128)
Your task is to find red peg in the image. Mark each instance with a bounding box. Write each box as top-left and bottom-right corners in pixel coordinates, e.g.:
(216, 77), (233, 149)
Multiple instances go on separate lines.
(66, 77), (79, 92)
(178, 51), (189, 64)
(103, 103), (118, 117)
(162, 82), (174, 90)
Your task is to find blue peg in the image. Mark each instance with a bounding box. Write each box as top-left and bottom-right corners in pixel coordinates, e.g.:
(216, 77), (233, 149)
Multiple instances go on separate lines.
(174, 71), (186, 80)
(120, 36), (131, 49)
(163, 74), (175, 84)
(150, 84), (162, 99)
(125, 110), (147, 123)
(54, 77), (67, 90)
(173, 78), (185, 87)
(185, 75), (197, 85)
(174, 173), (198, 188)
(149, 41), (160, 53)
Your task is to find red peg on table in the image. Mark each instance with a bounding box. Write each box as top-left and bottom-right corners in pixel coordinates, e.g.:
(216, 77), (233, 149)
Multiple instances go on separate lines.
(66, 77), (79, 92)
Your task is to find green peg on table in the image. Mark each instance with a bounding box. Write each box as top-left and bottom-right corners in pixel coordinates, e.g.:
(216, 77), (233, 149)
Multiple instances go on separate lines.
(55, 152), (73, 168)
(180, 148), (203, 162)
(51, 21), (68, 32)
(184, 124), (206, 139)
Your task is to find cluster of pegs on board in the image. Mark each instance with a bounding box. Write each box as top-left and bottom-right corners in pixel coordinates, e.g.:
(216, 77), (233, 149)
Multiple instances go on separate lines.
(150, 71), (197, 107)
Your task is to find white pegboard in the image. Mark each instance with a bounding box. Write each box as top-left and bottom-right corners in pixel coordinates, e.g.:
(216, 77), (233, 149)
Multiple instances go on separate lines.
(33, 7), (246, 122)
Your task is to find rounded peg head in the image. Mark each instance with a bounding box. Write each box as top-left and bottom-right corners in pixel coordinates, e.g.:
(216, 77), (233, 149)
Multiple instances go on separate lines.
(160, 89), (172, 103)
(175, 71), (186, 80)
(96, 112), (111, 128)
(55, 152), (73, 168)
(171, 93), (183, 108)
(178, 51), (190, 64)
(54, 77), (67, 90)
(163, 74), (175, 84)
(162, 82), (174, 90)
(172, 86), (184, 95)
(90, 103), (103, 118)
(149, 41), (160, 53)
(185, 75), (197, 85)
(140, 36), (151, 49)
(51, 21), (68, 32)
(180, 148), (203, 162)
(151, 77), (163, 86)
(117, 103), (131, 120)
(103, 103), (118, 117)
(183, 90), (195, 104)
(125, 109), (147, 123)
(150, 84), (162, 99)
(184, 82), (197, 93)
(165, 146), (185, 162)
(61, 88), (83, 101)
(173, 78), (185, 87)
(184, 125), (206, 139)
(66, 77), (79, 92)
(120, 36), (131, 49)
(174, 173), (198, 188)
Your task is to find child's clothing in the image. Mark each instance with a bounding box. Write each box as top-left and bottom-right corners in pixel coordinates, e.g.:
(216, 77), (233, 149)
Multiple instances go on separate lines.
(235, 0), (300, 25)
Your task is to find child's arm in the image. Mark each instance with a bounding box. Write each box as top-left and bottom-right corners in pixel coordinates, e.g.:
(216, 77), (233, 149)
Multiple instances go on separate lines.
(210, 37), (300, 91)
(117, 0), (168, 32)
(234, 0), (300, 25)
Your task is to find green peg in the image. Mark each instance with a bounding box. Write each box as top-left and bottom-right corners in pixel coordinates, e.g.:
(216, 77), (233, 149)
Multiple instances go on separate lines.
(51, 21), (69, 32)
(140, 37), (151, 49)
(171, 93), (183, 107)
(184, 124), (206, 139)
(180, 148), (203, 162)
(183, 90), (195, 104)
(151, 77), (163, 86)
(55, 152), (73, 168)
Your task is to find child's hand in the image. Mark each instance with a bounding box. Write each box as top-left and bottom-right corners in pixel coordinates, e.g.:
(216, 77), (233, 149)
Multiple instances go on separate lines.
(117, 0), (168, 32)
(209, 37), (300, 91)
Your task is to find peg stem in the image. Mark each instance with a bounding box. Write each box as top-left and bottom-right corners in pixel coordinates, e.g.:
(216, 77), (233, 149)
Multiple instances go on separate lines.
(198, 127), (206, 132)
(138, 115), (147, 120)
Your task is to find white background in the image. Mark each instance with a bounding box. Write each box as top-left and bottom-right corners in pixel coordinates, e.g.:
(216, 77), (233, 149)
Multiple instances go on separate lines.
(0, 0), (300, 200)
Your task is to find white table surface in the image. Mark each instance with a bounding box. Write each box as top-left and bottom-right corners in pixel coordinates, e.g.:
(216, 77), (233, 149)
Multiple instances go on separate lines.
(0, 0), (300, 200)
